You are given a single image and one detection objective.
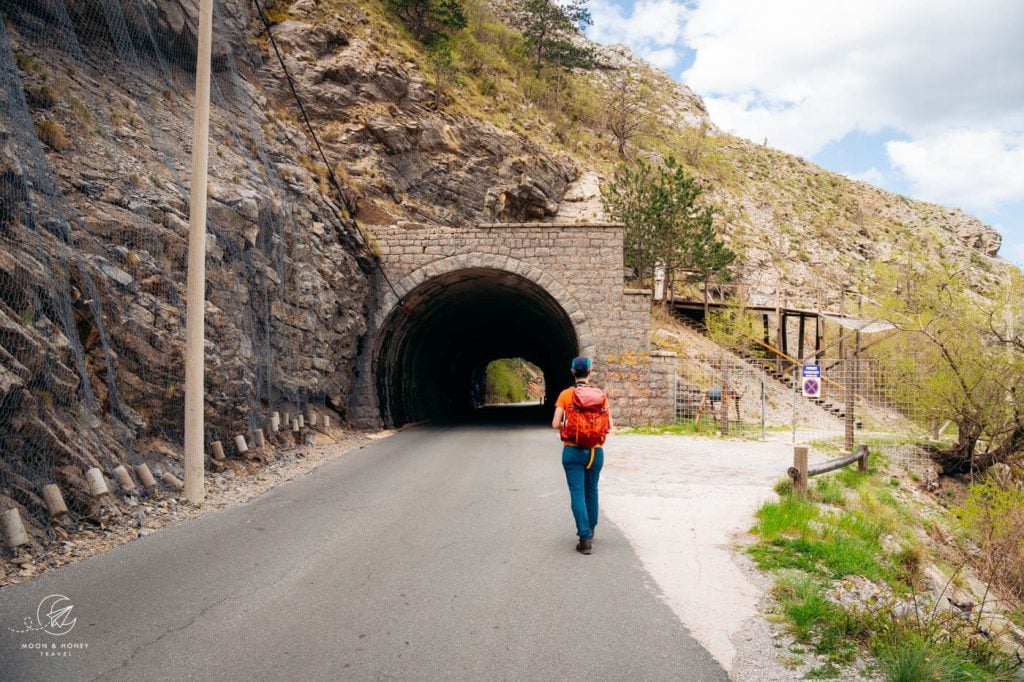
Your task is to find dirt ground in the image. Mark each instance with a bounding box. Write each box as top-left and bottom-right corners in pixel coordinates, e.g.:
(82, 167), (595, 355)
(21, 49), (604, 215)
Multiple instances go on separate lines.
(602, 431), (875, 680)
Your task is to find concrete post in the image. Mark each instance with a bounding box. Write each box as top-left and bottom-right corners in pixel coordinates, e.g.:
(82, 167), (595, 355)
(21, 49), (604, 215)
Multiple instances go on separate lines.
(85, 467), (110, 497)
(298, 415), (305, 429)
(161, 471), (184, 491)
(42, 484), (68, 519)
(255, 429), (265, 448)
(112, 465), (136, 493)
(308, 410), (318, 427)
(182, 0), (214, 505)
(271, 412), (280, 432)
(322, 415), (331, 429)
(135, 463), (158, 489)
(234, 435), (248, 455)
(3, 508), (29, 548)
(210, 440), (225, 461)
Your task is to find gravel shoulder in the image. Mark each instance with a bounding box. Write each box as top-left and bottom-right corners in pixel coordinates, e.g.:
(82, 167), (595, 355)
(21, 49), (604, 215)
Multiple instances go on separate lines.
(0, 429), (376, 589)
(602, 431), (827, 679)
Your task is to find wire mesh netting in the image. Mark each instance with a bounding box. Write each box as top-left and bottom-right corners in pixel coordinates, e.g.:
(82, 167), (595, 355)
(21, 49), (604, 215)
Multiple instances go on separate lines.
(0, 0), (372, 541)
(675, 330), (940, 475)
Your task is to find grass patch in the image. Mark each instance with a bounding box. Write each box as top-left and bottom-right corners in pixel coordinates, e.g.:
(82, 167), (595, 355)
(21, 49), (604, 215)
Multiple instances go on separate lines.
(870, 624), (1017, 681)
(774, 572), (839, 641)
(35, 119), (68, 150)
(750, 459), (1021, 679)
(754, 494), (818, 538)
(621, 418), (720, 436)
(622, 417), (764, 439)
(834, 466), (870, 489)
(812, 475), (848, 506)
(773, 572), (864, 668)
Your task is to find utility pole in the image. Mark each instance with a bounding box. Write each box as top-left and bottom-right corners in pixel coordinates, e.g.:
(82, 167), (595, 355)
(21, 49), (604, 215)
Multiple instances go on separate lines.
(184, 0), (213, 503)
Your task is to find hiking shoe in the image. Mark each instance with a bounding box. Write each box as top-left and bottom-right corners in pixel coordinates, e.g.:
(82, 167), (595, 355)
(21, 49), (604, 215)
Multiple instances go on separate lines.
(575, 539), (593, 555)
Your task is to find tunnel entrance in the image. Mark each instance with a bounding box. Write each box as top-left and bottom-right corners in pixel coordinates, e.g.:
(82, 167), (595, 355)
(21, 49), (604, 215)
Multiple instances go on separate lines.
(374, 268), (579, 427)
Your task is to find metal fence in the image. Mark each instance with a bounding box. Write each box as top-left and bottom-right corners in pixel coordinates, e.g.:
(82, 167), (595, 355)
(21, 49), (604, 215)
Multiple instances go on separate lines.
(675, 348), (938, 474)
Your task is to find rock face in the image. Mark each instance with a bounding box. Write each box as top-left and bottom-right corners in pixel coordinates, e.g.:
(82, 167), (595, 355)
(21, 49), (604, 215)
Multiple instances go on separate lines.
(262, 14), (577, 228)
(0, 0), (371, 534)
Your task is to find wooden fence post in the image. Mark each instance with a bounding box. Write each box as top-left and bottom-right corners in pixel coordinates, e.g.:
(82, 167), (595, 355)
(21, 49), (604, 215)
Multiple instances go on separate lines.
(793, 446), (808, 497)
(857, 443), (869, 472)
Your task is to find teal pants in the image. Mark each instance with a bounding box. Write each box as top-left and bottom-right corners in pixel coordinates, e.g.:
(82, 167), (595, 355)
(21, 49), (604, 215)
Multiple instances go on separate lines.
(562, 445), (604, 540)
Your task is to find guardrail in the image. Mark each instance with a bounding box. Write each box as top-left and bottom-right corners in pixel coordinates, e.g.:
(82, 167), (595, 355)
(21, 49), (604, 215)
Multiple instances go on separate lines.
(787, 444), (870, 497)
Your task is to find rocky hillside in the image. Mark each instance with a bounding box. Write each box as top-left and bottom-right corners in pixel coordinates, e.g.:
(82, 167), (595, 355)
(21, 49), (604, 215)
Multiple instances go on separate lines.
(0, 0), (1013, 540)
(0, 0), (377, 531)
(257, 0), (1009, 302)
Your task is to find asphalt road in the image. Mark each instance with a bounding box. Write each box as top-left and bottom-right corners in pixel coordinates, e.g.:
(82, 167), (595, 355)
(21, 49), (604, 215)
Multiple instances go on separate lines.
(0, 421), (726, 681)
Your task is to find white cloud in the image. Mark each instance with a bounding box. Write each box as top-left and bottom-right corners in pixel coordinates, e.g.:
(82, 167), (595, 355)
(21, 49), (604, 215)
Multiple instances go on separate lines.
(844, 167), (886, 187)
(637, 46), (681, 69)
(590, 0), (691, 67)
(587, 0), (1024, 246)
(887, 130), (1024, 210)
(1007, 242), (1024, 263)
(680, 0), (1024, 156)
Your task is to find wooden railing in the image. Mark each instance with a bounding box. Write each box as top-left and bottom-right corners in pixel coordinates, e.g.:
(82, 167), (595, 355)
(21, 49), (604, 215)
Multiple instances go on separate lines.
(787, 444), (870, 497)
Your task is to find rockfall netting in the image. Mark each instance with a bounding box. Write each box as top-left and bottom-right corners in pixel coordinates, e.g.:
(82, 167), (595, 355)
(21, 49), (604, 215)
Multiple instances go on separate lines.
(0, 0), (373, 544)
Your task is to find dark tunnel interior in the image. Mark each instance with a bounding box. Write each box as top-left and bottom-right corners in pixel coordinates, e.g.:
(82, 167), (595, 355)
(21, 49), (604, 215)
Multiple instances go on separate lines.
(374, 268), (580, 427)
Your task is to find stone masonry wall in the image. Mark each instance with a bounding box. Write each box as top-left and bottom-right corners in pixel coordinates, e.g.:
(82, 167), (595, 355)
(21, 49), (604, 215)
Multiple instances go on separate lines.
(350, 222), (676, 427)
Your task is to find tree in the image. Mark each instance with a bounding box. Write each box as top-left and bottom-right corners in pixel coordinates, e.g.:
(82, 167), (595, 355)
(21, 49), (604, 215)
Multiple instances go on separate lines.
(600, 158), (663, 286)
(601, 156), (717, 294)
(388, 0), (467, 44)
(869, 265), (1024, 475)
(513, 0), (595, 71)
(427, 39), (457, 108)
(603, 69), (654, 156)
(687, 217), (736, 319)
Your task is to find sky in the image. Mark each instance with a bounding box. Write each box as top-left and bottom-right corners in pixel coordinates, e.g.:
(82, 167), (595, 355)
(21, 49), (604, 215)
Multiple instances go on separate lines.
(586, 0), (1024, 267)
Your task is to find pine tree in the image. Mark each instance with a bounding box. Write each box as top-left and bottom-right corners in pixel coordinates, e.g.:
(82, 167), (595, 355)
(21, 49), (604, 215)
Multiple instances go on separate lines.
(513, 0), (595, 71)
(687, 217), (736, 318)
(602, 157), (721, 295)
(388, 0), (467, 44)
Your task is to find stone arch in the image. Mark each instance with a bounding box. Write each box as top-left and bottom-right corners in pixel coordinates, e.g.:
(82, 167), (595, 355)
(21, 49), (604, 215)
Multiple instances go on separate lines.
(379, 253), (595, 355)
(371, 255), (594, 427)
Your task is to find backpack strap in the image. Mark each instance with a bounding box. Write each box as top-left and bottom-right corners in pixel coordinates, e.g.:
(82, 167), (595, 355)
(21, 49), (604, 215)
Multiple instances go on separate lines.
(586, 447), (595, 470)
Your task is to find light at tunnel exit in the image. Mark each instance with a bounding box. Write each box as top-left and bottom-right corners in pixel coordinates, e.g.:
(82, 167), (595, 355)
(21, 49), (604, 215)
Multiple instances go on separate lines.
(374, 268), (578, 427)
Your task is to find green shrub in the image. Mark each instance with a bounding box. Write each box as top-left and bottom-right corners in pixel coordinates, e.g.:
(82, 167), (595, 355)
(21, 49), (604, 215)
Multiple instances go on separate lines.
(14, 52), (38, 72)
(955, 477), (1024, 602)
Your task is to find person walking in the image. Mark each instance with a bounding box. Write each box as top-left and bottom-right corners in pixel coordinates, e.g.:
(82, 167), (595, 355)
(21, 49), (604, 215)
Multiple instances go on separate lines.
(552, 356), (612, 555)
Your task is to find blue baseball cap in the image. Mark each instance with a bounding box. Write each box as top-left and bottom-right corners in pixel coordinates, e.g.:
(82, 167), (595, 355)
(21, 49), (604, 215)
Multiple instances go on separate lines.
(571, 356), (592, 373)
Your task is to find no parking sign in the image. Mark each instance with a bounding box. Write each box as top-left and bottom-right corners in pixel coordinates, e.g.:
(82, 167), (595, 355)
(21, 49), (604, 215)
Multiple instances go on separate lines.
(801, 364), (822, 398)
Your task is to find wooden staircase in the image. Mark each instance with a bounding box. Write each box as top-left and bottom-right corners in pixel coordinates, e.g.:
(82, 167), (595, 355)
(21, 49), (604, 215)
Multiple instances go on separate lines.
(667, 308), (862, 428)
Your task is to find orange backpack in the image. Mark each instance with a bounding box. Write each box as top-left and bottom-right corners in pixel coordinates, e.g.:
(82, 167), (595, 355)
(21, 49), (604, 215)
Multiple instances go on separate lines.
(561, 385), (610, 448)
